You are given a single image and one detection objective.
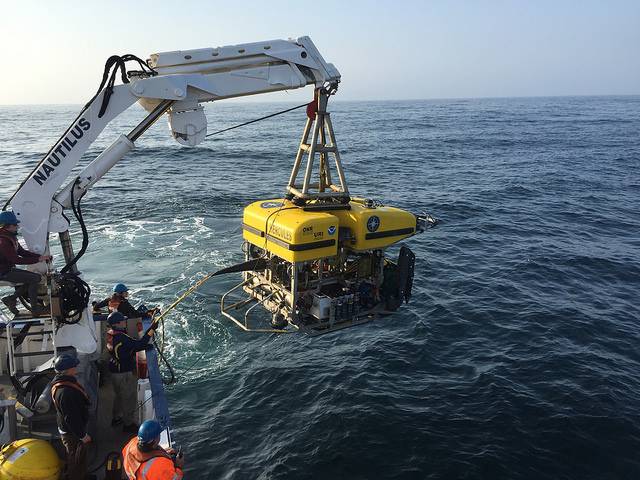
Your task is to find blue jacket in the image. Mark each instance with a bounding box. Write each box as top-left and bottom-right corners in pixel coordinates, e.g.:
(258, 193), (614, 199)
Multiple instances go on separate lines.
(107, 328), (153, 374)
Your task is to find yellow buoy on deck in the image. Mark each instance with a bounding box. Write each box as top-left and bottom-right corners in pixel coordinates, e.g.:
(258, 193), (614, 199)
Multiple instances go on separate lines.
(0, 439), (62, 480)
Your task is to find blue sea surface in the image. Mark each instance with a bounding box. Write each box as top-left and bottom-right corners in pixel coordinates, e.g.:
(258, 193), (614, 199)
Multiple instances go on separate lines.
(1, 96), (639, 479)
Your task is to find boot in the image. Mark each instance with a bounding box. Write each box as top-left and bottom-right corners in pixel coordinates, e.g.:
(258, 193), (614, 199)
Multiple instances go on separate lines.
(31, 306), (50, 317)
(2, 296), (19, 315)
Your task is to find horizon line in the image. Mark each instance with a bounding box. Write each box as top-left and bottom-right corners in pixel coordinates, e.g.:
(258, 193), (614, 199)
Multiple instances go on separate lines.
(1, 93), (639, 107)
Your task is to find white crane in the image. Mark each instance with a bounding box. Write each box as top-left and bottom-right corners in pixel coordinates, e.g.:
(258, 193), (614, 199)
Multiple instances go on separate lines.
(4, 36), (340, 353)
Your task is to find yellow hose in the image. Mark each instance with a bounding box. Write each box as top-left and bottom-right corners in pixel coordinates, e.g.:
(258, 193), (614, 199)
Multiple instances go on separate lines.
(150, 272), (216, 327)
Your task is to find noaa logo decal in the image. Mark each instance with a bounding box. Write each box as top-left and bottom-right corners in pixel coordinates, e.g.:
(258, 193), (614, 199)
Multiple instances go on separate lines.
(328, 225), (336, 235)
(367, 216), (380, 232)
(260, 201), (283, 209)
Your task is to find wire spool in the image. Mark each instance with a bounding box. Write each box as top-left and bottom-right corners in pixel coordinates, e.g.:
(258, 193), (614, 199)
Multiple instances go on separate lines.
(0, 438), (61, 479)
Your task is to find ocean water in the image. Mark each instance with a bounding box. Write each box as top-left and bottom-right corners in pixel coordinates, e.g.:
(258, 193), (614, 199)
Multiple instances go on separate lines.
(1, 96), (639, 479)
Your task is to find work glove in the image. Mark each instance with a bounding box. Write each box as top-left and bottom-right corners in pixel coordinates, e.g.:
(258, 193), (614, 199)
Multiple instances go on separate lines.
(175, 452), (185, 469)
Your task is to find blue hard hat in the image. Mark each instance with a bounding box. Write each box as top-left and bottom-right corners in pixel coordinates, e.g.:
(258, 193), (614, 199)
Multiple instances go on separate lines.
(0, 211), (20, 225)
(138, 420), (163, 443)
(113, 283), (129, 293)
(54, 354), (80, 372)
(107, 311), (127, 325)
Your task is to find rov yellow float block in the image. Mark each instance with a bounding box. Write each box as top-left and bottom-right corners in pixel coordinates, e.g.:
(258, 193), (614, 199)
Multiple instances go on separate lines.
(333, 201), (417, 252)
(243, 199), (338, 262)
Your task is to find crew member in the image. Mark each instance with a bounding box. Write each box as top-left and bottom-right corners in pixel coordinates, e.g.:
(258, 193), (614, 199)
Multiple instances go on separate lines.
(51, 353), (91, 480)
(93, 283), (140, 317)
(123, 420), (184, 480)
(0, 211), (51, 315)
(106, 311), (154, 433)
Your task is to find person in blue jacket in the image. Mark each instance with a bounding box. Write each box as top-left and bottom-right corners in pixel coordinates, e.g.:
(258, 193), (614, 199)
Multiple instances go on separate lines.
(93, 283), (141, 318)
(105, 311), (155, 433)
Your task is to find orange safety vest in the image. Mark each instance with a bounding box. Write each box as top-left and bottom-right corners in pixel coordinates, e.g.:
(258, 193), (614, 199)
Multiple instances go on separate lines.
(107, 327), (148, 375)
(106, 328), (117, 355)
(122, 437), (183, 480)
(106, 328), (116, 353)
(108, 294), (123, 312)
(51, 379), (89, 409)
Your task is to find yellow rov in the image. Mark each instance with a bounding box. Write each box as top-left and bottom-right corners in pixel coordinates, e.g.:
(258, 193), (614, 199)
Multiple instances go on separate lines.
(221, 87), (435, 334)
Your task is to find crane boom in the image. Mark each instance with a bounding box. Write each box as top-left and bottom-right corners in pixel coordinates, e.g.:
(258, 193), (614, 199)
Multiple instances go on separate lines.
(9, 36), (339, 254)
(5, 36), (339, 353)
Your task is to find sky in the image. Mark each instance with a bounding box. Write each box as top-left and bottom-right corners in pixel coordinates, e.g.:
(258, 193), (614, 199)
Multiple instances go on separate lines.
(0, 0), (638, 104)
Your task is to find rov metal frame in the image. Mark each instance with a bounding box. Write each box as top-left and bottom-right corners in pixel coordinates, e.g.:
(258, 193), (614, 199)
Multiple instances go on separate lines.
(219, 249), (387, 335)
(220, 275), (300, 334)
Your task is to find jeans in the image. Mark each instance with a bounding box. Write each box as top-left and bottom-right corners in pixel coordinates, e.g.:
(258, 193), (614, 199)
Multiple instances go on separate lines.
(111, 371), (137, 426)
(60, 433), (87, 480)
(0, 268), (41, 308)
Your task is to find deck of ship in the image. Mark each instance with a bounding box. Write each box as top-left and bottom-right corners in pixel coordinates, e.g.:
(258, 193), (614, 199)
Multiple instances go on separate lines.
(0, 303), (172, 479)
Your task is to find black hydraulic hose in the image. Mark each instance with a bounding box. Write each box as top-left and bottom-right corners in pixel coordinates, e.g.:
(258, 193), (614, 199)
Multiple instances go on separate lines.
(3, 54), (155, 209)
(57, 179), (91, 323)
(55, 273), (91, 324)
(61, 179), (89, 274)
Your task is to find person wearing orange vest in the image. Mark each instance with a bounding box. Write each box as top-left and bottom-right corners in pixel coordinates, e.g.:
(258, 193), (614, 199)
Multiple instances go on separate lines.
(106, 311), (155, 433)
(51, 353), (93, 480)
(123, 420), (185, 480)
(93, 283), (140, 317)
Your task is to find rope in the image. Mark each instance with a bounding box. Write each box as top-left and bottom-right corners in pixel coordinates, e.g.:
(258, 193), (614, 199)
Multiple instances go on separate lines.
(154, 339), (176, 384)
(148, 273), (216, 330)
(142, 271), (222, 384)
(205, 103), (308, 137)
(126, 341), (211, 418)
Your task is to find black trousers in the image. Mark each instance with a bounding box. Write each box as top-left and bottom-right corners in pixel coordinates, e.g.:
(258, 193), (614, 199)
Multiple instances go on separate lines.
(1, 268), (41, 308)
(60, 433), (88, 480)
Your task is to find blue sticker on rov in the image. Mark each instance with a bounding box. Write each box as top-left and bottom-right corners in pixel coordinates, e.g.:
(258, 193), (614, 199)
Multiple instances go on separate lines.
(367, 215), (380, 232)
(328, 225), (336, 235)
(260, 201), (284, 209)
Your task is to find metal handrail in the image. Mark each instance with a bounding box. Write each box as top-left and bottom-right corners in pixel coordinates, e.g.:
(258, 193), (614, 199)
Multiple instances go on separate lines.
(3, 318), (50, 377)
